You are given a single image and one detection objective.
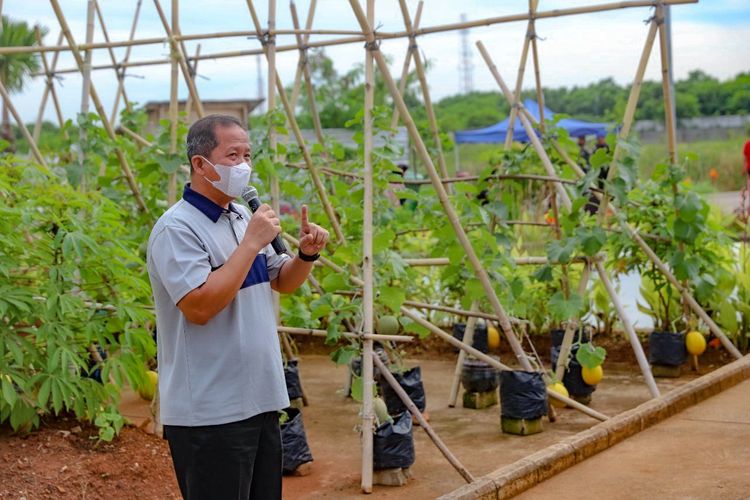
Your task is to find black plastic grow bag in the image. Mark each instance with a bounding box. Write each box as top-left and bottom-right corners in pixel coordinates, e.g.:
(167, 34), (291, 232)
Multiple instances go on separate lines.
(284, 359), (303, 400)
(381, 366), (426, 414)
(280, 407), (313, 474)
(452, 323), (489, 353)
(460, 357), (500, 393)
(648, 331), (687, 367)
(499, 370), (547, 420)
(551, 345), (595, 397)
(373, 411), (415, 470)
(550, 328), (591, 349)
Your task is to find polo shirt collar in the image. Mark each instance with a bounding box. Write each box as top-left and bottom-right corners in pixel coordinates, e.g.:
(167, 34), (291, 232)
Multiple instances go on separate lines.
(182, 184), (241, 223)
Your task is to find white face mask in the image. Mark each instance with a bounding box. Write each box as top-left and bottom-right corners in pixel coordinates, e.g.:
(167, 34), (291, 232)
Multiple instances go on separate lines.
(201, 157), (252, 198)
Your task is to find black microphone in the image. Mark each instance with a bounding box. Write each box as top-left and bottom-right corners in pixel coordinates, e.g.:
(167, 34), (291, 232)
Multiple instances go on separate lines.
(241, 186), (288, 255)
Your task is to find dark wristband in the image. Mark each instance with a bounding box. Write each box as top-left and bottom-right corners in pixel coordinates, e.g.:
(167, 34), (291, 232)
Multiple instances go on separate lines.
(298, 250), (320, 262)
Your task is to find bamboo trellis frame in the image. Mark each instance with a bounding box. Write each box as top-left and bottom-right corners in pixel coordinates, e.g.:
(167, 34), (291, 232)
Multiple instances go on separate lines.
(5, 0), (714, 494)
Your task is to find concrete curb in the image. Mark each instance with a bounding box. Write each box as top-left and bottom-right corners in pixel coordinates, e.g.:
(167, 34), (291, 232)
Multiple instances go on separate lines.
(439, 355), (750, 500)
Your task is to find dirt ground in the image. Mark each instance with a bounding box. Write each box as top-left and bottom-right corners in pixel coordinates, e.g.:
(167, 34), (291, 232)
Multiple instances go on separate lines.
(0, 348), (728, 499)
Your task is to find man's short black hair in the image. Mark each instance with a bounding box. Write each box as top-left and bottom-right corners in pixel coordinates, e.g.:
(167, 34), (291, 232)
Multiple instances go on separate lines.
(186, 114), (246, 169)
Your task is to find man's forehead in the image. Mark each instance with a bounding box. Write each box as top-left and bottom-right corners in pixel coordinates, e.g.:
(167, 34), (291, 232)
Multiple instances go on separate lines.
(215, 124), (249, 146)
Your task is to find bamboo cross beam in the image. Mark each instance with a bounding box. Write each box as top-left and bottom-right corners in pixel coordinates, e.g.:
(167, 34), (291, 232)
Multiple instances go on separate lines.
(373, 353), (476, 484)
(278, 326), (413, 343)
(0, 79), (48, 168)
(33, 29), (66, 142)
(349, 0), (533, 372)
(153, 0), (204, 118)
(390, 1), (423, 130)
(49, 0), (148, 213)
(110, 0), (142, 124)
(9, 0), (699, 59)
(403, 255), (598, 267)
(289, 0), (317, 111)
(478, 40), (662, 397)
(246, 0), (346, 246)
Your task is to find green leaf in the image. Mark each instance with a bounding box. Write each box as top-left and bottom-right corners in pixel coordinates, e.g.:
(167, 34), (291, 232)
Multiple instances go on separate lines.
(532, 265), (554, 282)
(548, 292), (584, 321)
(378, 286), (405, 313)
(37, 377), (52, 408)
(2, 378), (17, 407)
(576, 343), (607, 369)
(330, 345), (358, 366)
(321, 273), (348, 292)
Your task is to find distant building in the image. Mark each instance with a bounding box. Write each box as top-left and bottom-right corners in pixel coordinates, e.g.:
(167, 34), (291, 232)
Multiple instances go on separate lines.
(144, 98), (264, 132)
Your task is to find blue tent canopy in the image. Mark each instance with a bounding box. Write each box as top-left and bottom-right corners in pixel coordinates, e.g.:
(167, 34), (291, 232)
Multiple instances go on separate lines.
(454, 98), (612, 144)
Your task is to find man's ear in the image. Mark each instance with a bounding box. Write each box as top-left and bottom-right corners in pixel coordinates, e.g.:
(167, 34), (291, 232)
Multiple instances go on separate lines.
(191, 155), (205, 174)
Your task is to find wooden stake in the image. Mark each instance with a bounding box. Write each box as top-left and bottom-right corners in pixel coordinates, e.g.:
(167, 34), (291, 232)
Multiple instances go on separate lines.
(110, 0), (142, 125)
(349, 0), (533, 372)
(448, 303), (479, 407)
(390, 1), (423, 130)
(33, 30), (66, 142)
(361, 1), (376, 491)
(49, 0), (148, 213)
(397, 0), (450, 184)
(373, 353), (475, 484)
(290, 0), (317, 111)
(0, 79), (48, 168)
(81, 0), (95, 116)
(153, 0), (204, 118)
(278, 326), (413, 343)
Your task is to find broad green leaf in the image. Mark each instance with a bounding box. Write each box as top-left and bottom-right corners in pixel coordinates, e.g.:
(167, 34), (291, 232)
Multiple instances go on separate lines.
(576, 343), (607, 369)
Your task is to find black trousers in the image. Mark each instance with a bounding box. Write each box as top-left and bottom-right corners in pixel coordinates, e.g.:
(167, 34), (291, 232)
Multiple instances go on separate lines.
(164, 411), (282, 500)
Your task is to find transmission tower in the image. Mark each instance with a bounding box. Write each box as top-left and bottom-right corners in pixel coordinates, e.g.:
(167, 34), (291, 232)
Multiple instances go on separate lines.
(459, 13), (473, 94)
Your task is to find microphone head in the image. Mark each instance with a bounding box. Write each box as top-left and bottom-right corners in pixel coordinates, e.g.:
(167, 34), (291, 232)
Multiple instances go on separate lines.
(241, 186), (258, 204)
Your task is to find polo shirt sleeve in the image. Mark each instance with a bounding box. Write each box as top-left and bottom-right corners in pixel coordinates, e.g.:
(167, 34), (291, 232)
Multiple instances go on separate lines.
(150, 224), (211, 305)
(264, 245), (292, 282)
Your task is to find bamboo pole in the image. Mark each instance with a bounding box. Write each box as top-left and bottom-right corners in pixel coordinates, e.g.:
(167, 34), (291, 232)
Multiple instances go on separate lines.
(529, 4), (546, 131)
(10, 0), (699, 59)
(373, 353), (475, 484)
(477, 41), (661, 398)
(184, 44), (201, 119)
(246, 0), (346, 245)
(403, 255), (595, 267)
(167, 0), (180, 207)
(554, 262), (591, 381)
(401, 308), (610, 422)
(290, 0), (316, 111)
(361, 0), (375, 490)
(94, 0), (132, 127)
(33, 30), (66, 142)
(656, 5), (677, 164)
(49, 0), (148, 213)
(290, 1), (324, 145)
(110, 0), (142, 125)
(448, 304), (479, 407)
(0, 80), (48, 168)
(504, 0), (537, 149)
(349, 0), (533, 372)
(397, 0), (450, 184)
(278, 326), (413, 343)
(390, 1), (423, 130)
(81, 0), (95, 116)
(152, 0), (204, 118)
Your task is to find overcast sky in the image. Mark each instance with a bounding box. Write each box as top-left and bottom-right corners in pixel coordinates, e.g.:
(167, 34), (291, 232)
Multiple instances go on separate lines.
(5, 0), (750, 123)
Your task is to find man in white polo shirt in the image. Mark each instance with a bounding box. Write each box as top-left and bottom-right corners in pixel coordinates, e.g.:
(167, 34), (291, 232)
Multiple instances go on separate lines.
(147, 114), (329, 499)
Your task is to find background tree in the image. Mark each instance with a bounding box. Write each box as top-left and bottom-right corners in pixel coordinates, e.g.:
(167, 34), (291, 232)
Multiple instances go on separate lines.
(0, 16), (47, 145)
